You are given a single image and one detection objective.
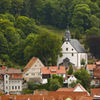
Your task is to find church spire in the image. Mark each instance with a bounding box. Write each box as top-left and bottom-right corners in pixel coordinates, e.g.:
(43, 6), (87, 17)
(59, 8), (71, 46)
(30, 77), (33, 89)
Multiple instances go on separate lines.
(65, 25), (71, 41)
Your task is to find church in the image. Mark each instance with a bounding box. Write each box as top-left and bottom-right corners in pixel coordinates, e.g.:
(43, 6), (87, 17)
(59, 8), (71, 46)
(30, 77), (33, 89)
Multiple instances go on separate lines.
(57, 30), (87, 69)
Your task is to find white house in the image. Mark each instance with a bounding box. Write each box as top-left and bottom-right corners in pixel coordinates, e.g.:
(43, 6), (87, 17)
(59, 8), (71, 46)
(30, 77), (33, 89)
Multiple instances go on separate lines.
(23, 57), (44, 82)
(64, 75), (77, 87)
(57, 30), (87, 69)
(0, 66), (23, 94)
(41, 66), (66, 84)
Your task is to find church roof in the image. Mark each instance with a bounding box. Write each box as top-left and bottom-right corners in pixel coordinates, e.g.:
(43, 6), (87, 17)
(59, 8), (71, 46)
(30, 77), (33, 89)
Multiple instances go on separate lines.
(69, 39), (86, 53)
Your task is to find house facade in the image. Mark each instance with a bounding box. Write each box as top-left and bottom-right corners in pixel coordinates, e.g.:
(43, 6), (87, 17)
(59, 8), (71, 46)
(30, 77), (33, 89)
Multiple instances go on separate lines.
(57, 83), (90, 96)
(41, 66), (66, 84)
(0, 66), (23, 94)
(64, 75), (77, 87)
(23, 57), (44, 82)
(91, 67), (100, 87)
(57, 30), (87, 69)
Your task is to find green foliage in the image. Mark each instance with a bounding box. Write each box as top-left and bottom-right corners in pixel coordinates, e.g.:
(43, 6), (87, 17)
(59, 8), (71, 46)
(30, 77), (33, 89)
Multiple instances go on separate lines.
(72, 4), (91, 33)
(49, 79), (62, 91)
(68, 65), (73, 75)
(0, 0), (100, 67)
(28, 81), (39, 90)
(87, 36), (100, 59)
(52, 74), (64, 86)
(86, 27), (100, 37)
(69, 80), (81, 88)
(0, 32), (8, 54)
(81, 59), (86, 65)
(33, 32), (62, 65)
(15, 16), (36, 37)
(74, 69), (92, 89)
(22, 89), (33, 94)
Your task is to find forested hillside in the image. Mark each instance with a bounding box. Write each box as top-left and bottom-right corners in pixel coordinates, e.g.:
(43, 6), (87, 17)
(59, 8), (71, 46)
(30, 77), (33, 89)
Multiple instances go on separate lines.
(0, 0), (100, 67)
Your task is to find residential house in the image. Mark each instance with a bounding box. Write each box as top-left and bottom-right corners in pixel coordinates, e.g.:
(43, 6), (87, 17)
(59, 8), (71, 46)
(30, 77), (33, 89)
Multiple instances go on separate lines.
(57, 30), (87, 69)
(41, 66), (66, 84)
(0, 93), (93, 100)
(86, 64), (96, 76)
(0, 65), (23, 94)
(23, 57), (44, 82)
(91, 88), (100, 100)
(64, 75), (77, 87)
(57, 83), (90, 96)
(0, 87), (93, 100)
(91, 67), (100, 87)
(89, 61), (100, 87)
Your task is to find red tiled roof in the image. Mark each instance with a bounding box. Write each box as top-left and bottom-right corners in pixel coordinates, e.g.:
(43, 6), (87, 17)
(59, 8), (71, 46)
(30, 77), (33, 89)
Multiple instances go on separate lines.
(91, 88), (100, 96)
(93, 68), (100, 78)
(87, 64), (96, 70)
(24, 57), (38, 73)
(41, 66), (66, 74)
(0, 67), (22, 74)
(1, 92), (93, 100)
(56, 83), (90, 96)
(57, 88), (74, 92)
(0, 66), (23, 79)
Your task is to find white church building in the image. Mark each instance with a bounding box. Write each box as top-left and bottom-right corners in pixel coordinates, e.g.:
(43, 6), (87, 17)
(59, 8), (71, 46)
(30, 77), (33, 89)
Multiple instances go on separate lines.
(57, 30), (87, 69)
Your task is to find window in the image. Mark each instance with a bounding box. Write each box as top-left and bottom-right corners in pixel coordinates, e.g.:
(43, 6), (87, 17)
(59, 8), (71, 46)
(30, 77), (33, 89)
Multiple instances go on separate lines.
(9, 86), (11, 90)
(6, 81), (8, 84)
(95, 80), (98, 84)
(12, 86), (14, 90)
(72, 53), (74, 56)
(15, 86), (17, 90)
(6, 86), (8, 90)
(72, 49), (73, 51)
(18, 86), (20, 89)
(31, 73), (35, 75)
(66, 48), (68, 51)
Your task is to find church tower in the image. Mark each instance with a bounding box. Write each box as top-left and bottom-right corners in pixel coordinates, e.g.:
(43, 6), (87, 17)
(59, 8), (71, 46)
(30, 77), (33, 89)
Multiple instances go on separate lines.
(65, 29), (71, 41)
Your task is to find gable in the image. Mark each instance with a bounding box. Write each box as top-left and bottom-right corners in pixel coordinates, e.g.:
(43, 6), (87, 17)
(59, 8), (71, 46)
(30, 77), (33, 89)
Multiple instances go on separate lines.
(24, 57), (44, 73)
(68, 75), (77, 81)
(73, 86), (84, 92)
(62, 42), (77, 53)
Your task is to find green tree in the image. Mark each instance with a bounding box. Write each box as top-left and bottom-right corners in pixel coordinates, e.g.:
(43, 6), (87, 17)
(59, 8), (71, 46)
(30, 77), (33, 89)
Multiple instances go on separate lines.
(33, 32), (61, 65)
(10, 0), (24, 16)
(0, 0), (12, 13)
(72, 4), (91, 33)
(87, 36), (100, 59)
(81, 59), (86, 65)
(74, 69), (91, 89)
(52, 74), (64, 86)
(86, 27), (100, 37)
(69, 80), (81, 88)
(49, 79), (61, 91)
(15, 16), (36, 36)
(68, 65), (73, 75)
(0, 32), (8, 55)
